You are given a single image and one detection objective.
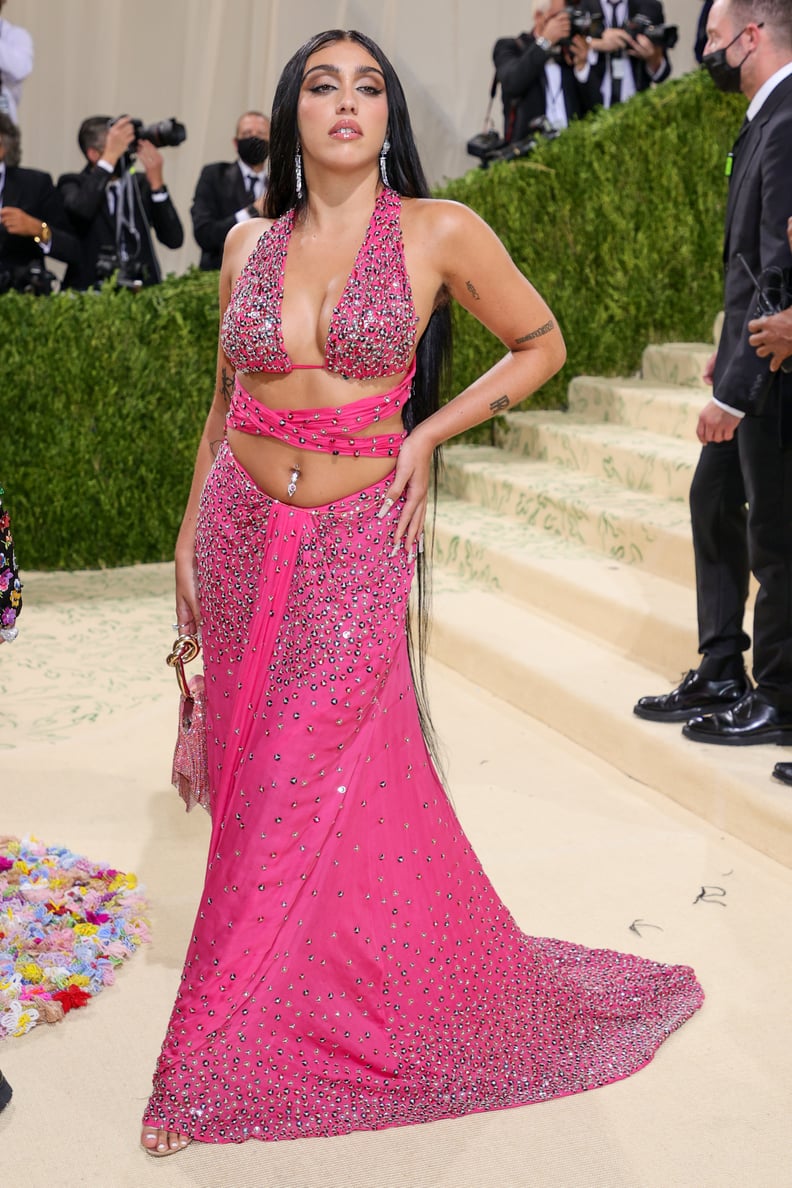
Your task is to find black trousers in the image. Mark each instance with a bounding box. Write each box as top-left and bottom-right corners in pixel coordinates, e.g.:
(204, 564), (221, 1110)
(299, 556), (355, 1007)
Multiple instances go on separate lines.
(690, 410), (792, 708)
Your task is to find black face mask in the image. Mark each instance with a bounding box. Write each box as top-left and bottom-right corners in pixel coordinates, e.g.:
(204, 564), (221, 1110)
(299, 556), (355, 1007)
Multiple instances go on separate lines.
(236, 136), (269, 167)
(701, 26), (757, 93)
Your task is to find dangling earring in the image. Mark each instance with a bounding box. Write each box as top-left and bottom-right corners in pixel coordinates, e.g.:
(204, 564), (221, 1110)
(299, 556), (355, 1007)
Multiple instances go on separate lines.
(294, 148), (303, 199)
(379, 138), (390, 187)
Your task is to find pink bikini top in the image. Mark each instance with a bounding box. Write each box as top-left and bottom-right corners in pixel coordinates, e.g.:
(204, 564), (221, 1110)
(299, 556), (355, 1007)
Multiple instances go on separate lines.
(220, 186), (419, 381)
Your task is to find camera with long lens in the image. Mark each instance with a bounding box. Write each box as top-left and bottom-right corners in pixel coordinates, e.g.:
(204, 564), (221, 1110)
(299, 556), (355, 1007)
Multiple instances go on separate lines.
(469, 116), (560, 168)
(0, 259), (56, 296)
(622, 15), (678, 49)
(112, 115), (187, 169)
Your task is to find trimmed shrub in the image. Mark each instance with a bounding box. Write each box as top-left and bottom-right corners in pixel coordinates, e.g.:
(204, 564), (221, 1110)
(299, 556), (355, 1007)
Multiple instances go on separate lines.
(0, 71), (744, 569)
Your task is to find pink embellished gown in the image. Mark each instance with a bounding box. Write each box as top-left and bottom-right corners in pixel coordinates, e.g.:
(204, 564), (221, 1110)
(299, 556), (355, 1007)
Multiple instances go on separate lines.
(143, 188), (703, 1143)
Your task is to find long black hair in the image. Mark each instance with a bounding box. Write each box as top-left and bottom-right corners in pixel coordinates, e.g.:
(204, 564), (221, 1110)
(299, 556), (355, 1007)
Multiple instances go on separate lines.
(266, 29), (453, 765)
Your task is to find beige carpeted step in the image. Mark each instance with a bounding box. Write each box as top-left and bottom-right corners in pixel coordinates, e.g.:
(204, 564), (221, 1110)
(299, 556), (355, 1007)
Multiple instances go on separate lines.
(433, 493), (697, 675)
(429, 572), (792, 870)
(494, 412), (699, 501)
(441, 446), (695, 587)
(568, 375), (704, 441)
(641, 342), (714, 388)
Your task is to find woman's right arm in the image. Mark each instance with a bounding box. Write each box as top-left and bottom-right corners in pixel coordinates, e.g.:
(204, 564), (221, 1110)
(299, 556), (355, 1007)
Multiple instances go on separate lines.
(173, 222), (259, 634)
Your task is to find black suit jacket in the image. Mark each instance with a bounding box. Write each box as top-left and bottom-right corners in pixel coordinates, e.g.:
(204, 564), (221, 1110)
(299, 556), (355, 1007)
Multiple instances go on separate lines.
(714, 74), (792, 415)
(0, 166), (79, 276)
(493, 34), (601, 141)
(191, 161), (254, 271)
(581, 0), (672, 100)
(57, 163), (184, 289)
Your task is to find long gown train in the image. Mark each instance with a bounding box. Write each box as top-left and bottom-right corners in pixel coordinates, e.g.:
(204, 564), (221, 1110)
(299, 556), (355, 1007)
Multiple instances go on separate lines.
(143, 441), (703, 1143)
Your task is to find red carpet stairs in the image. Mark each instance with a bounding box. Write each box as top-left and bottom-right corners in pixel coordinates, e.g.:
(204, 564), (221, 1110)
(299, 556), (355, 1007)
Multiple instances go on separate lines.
(431, 338), (792, 869)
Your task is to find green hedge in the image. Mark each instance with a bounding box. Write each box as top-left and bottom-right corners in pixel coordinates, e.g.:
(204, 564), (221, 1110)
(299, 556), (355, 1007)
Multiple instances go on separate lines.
(442, 69), (743, 413)
(1, 71), (743, 570)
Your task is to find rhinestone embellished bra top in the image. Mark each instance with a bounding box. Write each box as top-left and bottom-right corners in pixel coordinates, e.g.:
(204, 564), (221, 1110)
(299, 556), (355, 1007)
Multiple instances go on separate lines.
(220, 186), (418, 380)
(222, 187), (419, 458)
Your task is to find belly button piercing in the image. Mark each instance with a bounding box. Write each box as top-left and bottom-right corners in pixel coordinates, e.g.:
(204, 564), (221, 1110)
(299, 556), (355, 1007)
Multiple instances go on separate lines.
(287, 465), (301, 498)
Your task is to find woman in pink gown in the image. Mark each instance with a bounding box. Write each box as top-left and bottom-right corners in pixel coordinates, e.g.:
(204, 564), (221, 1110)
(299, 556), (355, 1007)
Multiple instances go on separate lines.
(141, 29), (703, 1157)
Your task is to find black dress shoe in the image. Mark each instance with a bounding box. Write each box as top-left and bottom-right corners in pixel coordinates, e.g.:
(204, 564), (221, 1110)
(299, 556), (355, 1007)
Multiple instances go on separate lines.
(683, 689), (792, 746)
(0, 1071), (12, 1112)
(772, 762), (792, 785)
(633, 668), (750, 722)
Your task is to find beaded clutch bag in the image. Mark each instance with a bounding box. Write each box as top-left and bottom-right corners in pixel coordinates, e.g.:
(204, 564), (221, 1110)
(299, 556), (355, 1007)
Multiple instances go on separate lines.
(167, 634), (211, 814)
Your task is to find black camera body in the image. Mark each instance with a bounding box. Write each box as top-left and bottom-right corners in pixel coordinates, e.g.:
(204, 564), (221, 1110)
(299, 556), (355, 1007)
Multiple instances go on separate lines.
(127, 117), (187, 149)
(562, 8), (605, 40)
(112, 116), (187, 170)
(623, 15), (678, 49)
(0, 259), (56, 296)
(95, 246), (146, 291)
(468, 117), (559, 168)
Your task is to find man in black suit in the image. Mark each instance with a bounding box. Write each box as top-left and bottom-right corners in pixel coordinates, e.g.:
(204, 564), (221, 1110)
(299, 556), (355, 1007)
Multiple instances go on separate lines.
(0, 113), (77, 291)
(494, 2), (601, 142)
(190, 110), (270, 271)
(58, 115), (184, 290)
(634, 0), (792, 748)
(580, 0), (672, 107)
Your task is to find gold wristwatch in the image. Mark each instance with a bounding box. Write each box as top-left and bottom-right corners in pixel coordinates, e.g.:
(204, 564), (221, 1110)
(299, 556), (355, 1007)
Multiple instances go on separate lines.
(34, 221), (52, 246)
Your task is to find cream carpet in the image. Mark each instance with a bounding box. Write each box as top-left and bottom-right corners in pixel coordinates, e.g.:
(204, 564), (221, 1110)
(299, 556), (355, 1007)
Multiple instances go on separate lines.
(1, 565), (790, 1188)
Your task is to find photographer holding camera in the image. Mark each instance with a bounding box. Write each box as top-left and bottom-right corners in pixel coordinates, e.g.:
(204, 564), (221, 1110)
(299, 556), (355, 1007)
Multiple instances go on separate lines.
(57, 114), (184, 290)
(580, 1), (673, 106)
(0, 113), (78, 295)
(494, 2), (601, 143)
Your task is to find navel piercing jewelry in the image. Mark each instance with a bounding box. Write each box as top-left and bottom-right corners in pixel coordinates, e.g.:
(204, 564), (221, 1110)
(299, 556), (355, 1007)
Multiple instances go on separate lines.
(287, 466), (301, 497)
(379, 138), (391, 186)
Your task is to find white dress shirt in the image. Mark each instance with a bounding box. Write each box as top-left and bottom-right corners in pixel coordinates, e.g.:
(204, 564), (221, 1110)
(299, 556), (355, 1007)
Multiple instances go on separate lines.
(234, 160), (267, 223)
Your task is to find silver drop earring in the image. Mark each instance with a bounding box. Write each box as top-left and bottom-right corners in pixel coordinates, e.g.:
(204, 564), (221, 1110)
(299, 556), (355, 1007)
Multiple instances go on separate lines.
(294, 149), (303, 199)
(379, 138), (390, 187)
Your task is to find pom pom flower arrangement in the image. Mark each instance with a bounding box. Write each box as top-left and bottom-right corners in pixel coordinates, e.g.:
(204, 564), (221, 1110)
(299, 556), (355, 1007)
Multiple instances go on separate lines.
(0, 836), (149, 1038)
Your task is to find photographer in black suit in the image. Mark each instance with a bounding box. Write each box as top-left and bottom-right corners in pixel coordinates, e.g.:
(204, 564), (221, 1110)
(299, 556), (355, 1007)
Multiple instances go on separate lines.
(0, 113), (77, 294)
(494, 2), (601, 141)
(58, 115), (184, 290)
(190, 110), (270, 271)
(581, 0), (672, 107)
(635, 0), (792, 751)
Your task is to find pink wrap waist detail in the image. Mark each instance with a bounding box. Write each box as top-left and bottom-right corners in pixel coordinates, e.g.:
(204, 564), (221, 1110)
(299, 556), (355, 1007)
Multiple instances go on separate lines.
(226, 359), (415, 457)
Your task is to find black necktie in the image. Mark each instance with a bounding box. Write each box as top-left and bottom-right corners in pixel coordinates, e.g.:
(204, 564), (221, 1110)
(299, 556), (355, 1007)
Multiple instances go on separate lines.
(607, 1), (623, 106)
(246, 175), (257, 204)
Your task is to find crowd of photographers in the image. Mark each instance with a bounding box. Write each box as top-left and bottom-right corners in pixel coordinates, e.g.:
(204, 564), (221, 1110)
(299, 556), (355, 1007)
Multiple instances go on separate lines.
(0, 102), (273, 296)
(474, 1), (681, 166)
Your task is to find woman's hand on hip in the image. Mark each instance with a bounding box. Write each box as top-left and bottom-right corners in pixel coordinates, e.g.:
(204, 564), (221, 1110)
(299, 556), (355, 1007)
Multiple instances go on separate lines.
(379, 427), (436, 557)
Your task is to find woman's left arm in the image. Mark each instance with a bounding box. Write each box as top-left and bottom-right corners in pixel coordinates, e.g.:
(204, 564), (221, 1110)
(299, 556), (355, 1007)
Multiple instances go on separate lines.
(388, 200), (567, 551)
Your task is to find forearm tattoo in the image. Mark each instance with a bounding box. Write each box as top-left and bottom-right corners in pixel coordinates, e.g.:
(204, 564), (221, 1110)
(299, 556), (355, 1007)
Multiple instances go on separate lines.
(515, 318), (555, 345)
(489, 395), (510, 413)
(465, 279), (481, 301)
(220, 365), (234, 404)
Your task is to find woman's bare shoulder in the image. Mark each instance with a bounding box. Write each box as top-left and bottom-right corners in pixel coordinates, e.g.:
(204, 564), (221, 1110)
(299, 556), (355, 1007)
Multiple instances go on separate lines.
(401, 196), (492, 248)
(224, 217), (274, 265)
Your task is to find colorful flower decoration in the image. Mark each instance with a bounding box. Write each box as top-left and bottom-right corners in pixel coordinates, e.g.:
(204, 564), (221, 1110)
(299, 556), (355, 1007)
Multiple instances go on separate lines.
(0, 836), (149, 1039)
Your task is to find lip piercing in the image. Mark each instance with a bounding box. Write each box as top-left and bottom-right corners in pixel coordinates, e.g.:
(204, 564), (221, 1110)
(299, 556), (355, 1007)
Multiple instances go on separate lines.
(287, 466), (301, 498)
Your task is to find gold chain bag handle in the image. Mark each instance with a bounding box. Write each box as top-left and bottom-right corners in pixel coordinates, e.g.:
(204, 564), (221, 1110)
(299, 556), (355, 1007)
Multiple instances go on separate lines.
(166, 633), (211, 814)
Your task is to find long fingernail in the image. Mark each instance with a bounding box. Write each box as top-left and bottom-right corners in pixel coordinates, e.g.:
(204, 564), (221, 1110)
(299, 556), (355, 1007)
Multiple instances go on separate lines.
(377, 497), (394, 519)
(417, 534), (425, 555)
(389, 543), (401, 558)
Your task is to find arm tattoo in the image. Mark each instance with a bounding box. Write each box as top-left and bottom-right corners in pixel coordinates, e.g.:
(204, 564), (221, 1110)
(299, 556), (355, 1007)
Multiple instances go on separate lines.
(515, 318), (555, 345)
(489, 395), (510, 413)
(220, 365), (234, 404)
(465, 279), (481, 301)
